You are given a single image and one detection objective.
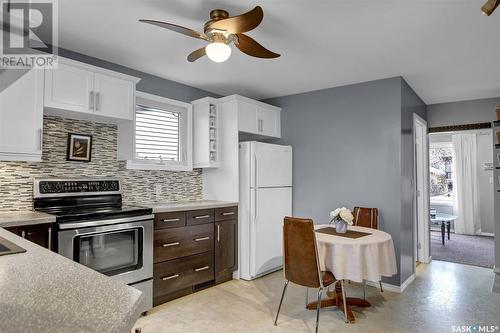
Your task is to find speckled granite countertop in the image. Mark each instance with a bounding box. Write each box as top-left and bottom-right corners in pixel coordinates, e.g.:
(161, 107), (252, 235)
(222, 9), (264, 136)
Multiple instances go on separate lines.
(0, 228), (144, 333)
(141, 200), (238, 213)
(0, 211), (56, 228)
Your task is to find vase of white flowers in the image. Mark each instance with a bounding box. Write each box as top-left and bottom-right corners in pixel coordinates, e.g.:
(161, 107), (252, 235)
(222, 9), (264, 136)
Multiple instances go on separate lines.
(329, 207), (354, 234)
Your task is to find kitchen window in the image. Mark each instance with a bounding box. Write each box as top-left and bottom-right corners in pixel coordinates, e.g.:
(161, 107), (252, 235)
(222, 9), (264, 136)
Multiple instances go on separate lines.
(429, 142), (454, 205)
(126, 92), (192, 171)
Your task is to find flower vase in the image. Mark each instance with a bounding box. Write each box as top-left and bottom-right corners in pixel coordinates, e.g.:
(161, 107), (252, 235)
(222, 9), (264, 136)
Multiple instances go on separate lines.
(335, 219), (348, 233)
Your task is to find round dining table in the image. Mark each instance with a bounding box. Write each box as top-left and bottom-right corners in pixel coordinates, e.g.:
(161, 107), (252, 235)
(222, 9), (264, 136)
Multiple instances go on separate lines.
(306, 224), (398, 322)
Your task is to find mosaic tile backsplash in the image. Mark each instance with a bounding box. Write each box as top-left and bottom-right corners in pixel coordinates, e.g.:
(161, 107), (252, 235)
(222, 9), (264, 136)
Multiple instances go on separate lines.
(0, 116), (203, 211)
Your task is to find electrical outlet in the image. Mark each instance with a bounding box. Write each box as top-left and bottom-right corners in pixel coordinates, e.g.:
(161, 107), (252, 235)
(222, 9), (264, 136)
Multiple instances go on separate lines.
(155, 184), (162, 196)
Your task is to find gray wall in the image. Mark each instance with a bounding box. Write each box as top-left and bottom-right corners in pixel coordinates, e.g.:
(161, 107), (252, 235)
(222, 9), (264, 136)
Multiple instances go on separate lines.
(58, 48), (220, 103)
(264, 77), (426, 286)
(427, 97), (500, 127)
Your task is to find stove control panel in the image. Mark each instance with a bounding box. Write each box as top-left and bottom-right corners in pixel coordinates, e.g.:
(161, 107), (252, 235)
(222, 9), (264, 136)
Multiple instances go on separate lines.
(36, 179), (121, 195)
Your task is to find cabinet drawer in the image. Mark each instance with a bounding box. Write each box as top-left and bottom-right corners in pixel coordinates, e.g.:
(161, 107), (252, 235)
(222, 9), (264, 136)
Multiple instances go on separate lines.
(154, 211), (186, 230)
(215, 206), (238, 221)
(154, 252), (214, 298)
(154, 223), (213, 262)
(186, 209), (214, 226)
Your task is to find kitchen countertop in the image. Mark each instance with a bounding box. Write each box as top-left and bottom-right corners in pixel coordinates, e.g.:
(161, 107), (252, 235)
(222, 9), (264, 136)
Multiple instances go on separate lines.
(142, 200), (238, 213)
(0, 228), (144, 333)
(0, 211), (56, 228)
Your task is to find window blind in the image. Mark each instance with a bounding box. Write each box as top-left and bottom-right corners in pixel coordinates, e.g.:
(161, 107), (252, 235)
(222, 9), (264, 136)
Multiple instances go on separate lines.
(135, 104), (180, 161)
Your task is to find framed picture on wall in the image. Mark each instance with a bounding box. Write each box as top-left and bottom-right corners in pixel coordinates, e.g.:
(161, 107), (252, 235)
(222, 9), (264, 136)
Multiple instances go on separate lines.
(67, 133), (92, 162)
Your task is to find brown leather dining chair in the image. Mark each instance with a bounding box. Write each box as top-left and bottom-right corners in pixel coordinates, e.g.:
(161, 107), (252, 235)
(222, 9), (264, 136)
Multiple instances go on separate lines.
(274, 217), (348, 333)
(352, 207), (383, 295)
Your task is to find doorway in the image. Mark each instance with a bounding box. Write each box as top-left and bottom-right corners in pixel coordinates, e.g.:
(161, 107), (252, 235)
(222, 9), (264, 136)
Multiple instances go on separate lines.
(414, 114), (430, 264)
(428, 129), (495, 268)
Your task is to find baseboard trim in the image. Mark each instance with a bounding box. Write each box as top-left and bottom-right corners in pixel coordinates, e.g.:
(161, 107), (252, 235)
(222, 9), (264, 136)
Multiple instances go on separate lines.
(494, 267), (500, 274)
(365, 274), (416, 293)
(480, 232), (494, 237)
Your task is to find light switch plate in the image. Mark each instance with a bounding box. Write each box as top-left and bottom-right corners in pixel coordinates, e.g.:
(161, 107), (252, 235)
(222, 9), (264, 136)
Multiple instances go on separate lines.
(155, 184), (162, 195)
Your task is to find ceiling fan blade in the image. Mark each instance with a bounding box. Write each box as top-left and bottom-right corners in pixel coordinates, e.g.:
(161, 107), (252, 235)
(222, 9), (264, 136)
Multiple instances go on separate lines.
(481, 0), (500, 15)
(235, 34), (280, 59)
(206, 6), (263, 33)
(187, 47), (206, 62)
(139, 19), (208, 40)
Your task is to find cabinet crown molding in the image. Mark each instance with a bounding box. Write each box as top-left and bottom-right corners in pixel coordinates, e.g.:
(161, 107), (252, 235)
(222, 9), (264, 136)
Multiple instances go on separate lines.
(56, 57), (141, 84)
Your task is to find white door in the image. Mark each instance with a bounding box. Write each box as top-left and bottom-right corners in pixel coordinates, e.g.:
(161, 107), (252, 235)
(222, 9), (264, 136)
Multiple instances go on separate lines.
(44, 63), (94, 113)
(253, 143), (292, 188)
(257, 107), (279, 137)
(0, 69), (43, 160)
(250, 187), (292, 277)
(237, 100), (258, 134)
(414, 114), (430, 263)
(94, 73), (134, 120)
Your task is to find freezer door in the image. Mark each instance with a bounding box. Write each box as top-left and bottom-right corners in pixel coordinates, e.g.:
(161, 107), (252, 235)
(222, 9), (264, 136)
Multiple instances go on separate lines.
(252, 142), (292, 188)
(250, 187), (292, 278)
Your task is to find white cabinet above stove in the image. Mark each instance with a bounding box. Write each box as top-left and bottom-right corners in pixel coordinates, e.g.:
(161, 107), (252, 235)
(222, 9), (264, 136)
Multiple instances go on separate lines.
(44, 58), (140, 123)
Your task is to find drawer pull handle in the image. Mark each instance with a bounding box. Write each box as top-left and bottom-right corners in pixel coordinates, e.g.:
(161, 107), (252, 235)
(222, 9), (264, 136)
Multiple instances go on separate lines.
(194, 266), (210, 272)
(194, 237), (210, 242)
(194, 215), (211, 219)
(162, 218), (180, 223)
(162, 242), (180, 247)
(222, 212), (235, 216)
(162, 274), (179, 281)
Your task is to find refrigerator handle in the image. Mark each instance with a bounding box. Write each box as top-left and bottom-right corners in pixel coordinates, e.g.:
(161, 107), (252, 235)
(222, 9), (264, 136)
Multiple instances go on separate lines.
(254, 152), (258, 224)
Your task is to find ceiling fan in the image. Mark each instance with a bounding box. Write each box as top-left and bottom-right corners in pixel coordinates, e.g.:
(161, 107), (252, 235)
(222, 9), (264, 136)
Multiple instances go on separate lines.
(139, 6), (280, 63)
(481, 0), (500, 15)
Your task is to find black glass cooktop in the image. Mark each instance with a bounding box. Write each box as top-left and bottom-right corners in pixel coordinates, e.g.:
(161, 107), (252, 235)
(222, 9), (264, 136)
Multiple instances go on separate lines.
(36, 204), (152, 223)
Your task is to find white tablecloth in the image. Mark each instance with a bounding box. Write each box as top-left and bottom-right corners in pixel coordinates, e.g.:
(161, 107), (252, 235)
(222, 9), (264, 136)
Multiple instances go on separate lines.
(314, 225), (397, 283)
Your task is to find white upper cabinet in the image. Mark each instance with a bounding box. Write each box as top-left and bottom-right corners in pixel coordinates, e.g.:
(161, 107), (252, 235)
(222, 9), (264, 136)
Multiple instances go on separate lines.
(221, 95), (281, 138)
(94, 73), (135, 120)
(0, 69), (44, 161)
(44, 62), (94, 114)
(44, 58), (139, 122)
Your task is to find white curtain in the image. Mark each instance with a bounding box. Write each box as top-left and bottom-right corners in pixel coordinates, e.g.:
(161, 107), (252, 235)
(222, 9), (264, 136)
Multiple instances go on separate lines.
(451, 133), (481, 235)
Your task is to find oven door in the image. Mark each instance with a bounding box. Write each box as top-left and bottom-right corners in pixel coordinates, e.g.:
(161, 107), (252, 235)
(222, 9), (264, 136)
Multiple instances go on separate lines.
(58, 215), (153, 285)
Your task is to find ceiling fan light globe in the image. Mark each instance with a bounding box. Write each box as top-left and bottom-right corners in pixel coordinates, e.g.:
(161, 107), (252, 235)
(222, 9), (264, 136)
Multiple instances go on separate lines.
(205, 42), (231, 62)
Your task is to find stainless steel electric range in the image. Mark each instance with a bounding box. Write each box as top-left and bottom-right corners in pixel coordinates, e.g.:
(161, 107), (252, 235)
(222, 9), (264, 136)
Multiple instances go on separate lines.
(33, 178), (153, 312)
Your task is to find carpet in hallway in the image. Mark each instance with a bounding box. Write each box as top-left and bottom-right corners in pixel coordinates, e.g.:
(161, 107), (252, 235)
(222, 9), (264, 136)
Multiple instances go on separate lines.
(431, 231), (494, 268)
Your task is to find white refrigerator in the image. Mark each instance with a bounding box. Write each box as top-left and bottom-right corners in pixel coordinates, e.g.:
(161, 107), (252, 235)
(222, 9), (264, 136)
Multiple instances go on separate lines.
(239, 141), (292, 280)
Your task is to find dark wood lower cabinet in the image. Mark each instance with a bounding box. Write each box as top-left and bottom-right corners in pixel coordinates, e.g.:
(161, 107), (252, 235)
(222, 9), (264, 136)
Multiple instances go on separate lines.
(215, 219), (238, 284)
(5, 223), (54, 250)
(153, 206), (238, 306)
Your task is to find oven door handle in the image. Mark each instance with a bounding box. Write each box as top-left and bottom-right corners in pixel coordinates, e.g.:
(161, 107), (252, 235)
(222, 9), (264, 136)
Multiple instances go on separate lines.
(58, 214), (154, 230)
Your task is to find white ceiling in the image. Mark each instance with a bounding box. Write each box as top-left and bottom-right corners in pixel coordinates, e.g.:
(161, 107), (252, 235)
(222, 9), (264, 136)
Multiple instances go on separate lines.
(57, 0), (500, 104)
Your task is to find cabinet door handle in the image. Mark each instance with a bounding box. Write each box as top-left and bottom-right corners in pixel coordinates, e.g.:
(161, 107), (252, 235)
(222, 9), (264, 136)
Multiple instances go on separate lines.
(162, 242), (180, 247)
(89, 91), (94, 111)
(47, 227), (52, 250)
(194, 236), (210, 242)
(222, 212), (235, 216)
(258, 119), (263, 132)
(161, 274), (179, 281)
(194, 215), (210, 219)
(194, 266), (210, 272)
(95, 92), (100, 111)
(162, 218), (180, 223)
(217, 225), (220, 242)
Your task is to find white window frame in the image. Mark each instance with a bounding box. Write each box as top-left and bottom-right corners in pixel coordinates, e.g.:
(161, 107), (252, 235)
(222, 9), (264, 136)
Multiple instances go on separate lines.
(126, 92), (192, 171)
(429, 141), (454, 206)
